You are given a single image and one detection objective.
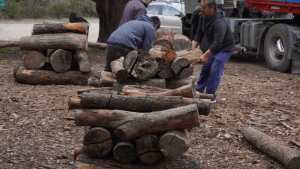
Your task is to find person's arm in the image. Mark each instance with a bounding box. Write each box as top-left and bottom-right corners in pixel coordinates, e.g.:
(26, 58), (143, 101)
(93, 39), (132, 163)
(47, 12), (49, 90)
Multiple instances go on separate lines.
(142, 26), (156, 51)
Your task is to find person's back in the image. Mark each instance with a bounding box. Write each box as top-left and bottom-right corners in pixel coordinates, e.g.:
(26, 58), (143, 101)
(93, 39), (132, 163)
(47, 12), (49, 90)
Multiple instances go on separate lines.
(119, 0), (150, 25)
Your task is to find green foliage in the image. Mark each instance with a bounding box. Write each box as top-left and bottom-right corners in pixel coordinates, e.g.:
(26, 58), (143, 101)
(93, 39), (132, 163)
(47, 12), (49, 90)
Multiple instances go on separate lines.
(0, 0), (97, 19)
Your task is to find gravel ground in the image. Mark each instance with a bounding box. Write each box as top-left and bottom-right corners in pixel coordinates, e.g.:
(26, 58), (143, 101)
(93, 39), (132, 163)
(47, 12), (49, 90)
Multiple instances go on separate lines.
(0, 49), (299, 169)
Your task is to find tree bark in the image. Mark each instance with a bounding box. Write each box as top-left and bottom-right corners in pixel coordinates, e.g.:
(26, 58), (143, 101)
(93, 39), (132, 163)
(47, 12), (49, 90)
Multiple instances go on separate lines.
(241, 127), (300, 169)
(159, 130), (189, 159)
(111, 57), (129, 83)
(113, 142), (137, 163)
(74, 50), (91, 73)
(171, 57), (190, 75)
(82, 127), (112, 158)
(32, 22), (89, 35)
(136, 135), (163, 164)
(177, 65), (193, 80)
(72, 104), (200, 140)
(14, 66), (94, 85)
(49, 49), (73, 73)
(22, 50), (47, 69)
(157, 59), (174, 79)
(68, 93), (211, 114)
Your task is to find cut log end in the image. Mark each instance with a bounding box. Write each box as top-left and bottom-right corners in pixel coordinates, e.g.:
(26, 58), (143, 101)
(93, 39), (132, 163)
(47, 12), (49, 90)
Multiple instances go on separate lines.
(113, 142), (137, 164)
(22, 50), (47, 69)
(50, 49), (73, 73)
(136, 135), (163, 165)
(288, 157), (300, 169)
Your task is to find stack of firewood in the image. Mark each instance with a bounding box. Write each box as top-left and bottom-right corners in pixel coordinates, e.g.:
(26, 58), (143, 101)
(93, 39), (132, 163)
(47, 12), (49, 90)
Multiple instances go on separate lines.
(10, 22), (99, 85)
(70, 85), (211, 165)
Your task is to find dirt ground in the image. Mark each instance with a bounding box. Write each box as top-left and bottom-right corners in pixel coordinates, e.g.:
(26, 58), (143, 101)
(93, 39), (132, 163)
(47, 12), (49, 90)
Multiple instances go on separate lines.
(0, 48), (299, 169)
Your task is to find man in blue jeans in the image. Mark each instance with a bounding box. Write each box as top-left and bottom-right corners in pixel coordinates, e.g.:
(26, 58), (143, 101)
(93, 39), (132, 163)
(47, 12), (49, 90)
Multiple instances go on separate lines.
(194, 0), (235, 102)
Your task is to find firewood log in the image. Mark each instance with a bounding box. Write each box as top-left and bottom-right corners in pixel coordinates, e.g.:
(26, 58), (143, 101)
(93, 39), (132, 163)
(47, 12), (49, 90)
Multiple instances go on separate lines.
(22, 50), (47, 69)
(0, 33), (88, 50)
(82, 127), (112, 158)
(74, 50), (91, 73)
(157, 59), (174, 79)
(72, 104), (200, 140)
(113, 142), (137, 163)
(32, 22), (89, 35)
(49, 49), (73, 73)
(241, 127), (300, 169)
(68, 93), (211, 114)
(173, 34), (192, 51)
(176, 49), (202, 64)
(171, 57), (190, 75)
(88, 42), (107, 49)
(166, 76), (195, 89)
(111, 57), (129, 83)
(177, 65), (193, 79)
(136, 135), (163, 164)
(159, 130), (189, 159)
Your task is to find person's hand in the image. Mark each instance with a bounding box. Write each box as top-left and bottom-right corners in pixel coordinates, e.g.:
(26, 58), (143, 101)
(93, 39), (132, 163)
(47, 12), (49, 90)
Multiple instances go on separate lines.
(199, 53), (209, 64)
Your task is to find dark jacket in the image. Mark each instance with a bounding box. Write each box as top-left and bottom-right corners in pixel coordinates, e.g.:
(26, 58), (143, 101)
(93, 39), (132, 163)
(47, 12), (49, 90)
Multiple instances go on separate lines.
(119, 0), (147, 26)
(108, 16), (155, 52)
(190, 8), (201, 40)
(196, 12), (234, 54)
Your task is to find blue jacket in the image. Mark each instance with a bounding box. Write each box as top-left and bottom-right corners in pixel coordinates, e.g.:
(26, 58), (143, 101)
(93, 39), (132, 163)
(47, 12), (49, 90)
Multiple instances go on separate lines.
(119, 0), (147, 26)
(107, 16), (156, 52)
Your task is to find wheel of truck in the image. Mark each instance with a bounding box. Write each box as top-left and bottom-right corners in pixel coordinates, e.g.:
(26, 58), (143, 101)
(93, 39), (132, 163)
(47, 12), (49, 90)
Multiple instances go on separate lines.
(264, 24), (294, 72)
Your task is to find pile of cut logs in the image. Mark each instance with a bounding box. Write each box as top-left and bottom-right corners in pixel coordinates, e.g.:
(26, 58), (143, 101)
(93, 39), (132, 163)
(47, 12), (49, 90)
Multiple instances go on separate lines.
(70, 83), (212, 165)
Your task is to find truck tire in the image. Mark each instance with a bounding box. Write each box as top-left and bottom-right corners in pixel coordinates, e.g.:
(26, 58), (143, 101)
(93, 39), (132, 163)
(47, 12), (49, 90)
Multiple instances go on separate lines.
(264, 24), (294, 72)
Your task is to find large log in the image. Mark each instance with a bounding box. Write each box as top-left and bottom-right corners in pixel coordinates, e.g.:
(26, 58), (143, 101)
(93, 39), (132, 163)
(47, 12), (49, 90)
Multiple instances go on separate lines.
(157, 59), (174, 79)
(159, 130), (189, 159)
(74, 50), (91, 73)
(0, 33), (88, 50)
(32, 22), (89, 35)
(22, 50), (47, 69)
(113, 142), (137, 164)
(14, 66), (95, 85)
(82, 127), (113, 158)
(176, 49), (202, 64)
(72, 104), (200, 140)
(68, 93), (211, 114)
(130, 53), (159, 81)
(49, 49), (73, 73)
(173, 34), (192, 51)
(177, 65), (193, 80)
(171, 57), (190, 75)
(88, 42), (107, 49)
(149, 45), (176, 63)
(166, 76), (195, 89)
(136, 135), (163, 164)
(241, 127), (300, 169)
(111, 57), (129, 83)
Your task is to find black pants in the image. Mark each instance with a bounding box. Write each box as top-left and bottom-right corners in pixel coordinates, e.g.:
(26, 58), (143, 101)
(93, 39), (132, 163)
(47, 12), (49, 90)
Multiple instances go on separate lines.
(104, 44), (132, 72)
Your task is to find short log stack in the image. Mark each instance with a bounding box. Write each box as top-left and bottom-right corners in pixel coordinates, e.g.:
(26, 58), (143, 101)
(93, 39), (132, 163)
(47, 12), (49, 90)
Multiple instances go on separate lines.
(12, 22), (96, 85)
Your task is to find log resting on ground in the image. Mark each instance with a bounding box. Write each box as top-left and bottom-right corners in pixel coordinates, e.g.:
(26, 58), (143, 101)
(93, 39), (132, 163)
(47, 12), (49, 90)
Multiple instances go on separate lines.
(177, 65), (193, 80)
(72, 104), (200, 140)
(74, 50), (91, 73)
(113, 142), (137, 164)
(32, 22), (89, 35)
(171, 57), (190, 75)
(136, 135), (163, 164)
(49, 49), (73, 73)
(22, 50), (47, 69)
(241, 127), (300, 169)
(166, 76), (195, 89)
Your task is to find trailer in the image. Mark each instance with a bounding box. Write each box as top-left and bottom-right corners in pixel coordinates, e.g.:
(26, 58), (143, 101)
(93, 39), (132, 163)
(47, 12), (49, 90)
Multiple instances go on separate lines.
(182, 0), (300, 73)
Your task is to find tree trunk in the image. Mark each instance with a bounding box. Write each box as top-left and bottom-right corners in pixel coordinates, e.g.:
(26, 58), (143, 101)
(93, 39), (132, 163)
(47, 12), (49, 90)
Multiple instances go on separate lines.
(157, 59), (174, 79)
(82, 127), (112, 158)
(72, 104), (200, 140)
(177, 65), (193, 79)
(0, 40), (19, 48)
(74, 50), (91, 73)
(22, 50), (47, 69)
(69, 93), (211, 114)
(173, 34), (192, 51)
(111, 57), (129, 83)
(241, 127), (300, 169)
(14, 66), (94, 85)
(171, 57), (190, 75)
(32, 22), (89, 35)
(159, 130), (189, 159)
(49, 49), (73, 73)
(136, 135), (163, 164)
(113, 142), (137, 163)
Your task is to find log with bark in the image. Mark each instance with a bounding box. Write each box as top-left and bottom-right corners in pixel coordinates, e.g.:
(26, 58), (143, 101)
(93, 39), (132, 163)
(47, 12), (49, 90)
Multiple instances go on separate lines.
(82, 127), (113, 158)
(74, 50), (91, 73)
(72, 104), (200, 140)
(113, 142), (137, 164)
(166, 76), (195, 89)
(32, 22), (89, 35)
(136, 135), (163, 164)
(0, 33), (88, 50)
(68, 93), (210, 114)
(157, 59), (174, 79)
(241, 127), (300, 169)
(173, 34), (192, 51)
(149, 45), (177, 63)
(22, 50), (47, 69)
(171, 57), (190, 75)
(177, 65), (193, 80)
(159, 130), (189, 159)
(111, 57), (129, 83)
(88, 42), (107, 49)
(176, 49), (202, 64)
(49, 49), (73, 73)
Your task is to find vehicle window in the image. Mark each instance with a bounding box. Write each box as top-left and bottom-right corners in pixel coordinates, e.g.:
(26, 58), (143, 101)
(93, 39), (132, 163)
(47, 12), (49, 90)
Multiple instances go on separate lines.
(162, 6), (182, 16)
(147, 5), (161, 15)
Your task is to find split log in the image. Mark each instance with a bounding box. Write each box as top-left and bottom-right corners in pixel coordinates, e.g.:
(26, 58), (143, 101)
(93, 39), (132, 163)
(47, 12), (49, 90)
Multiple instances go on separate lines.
(136, 135), (163, 164)
(0, 33), (88, 50)
(74, 50), (91, 73)
(88, 42), (107, 49)
(22, 50), (47, 69)
(130, 53), (159, 81)
(69, 93), (210, 114)
(177, 65), (193, 79)
(49, 49), (73, 73)
(157, 59), (174, 79)
(171, 57), (190, 75)
(82, 127), (113, 158)
(32, 22), (89, 35)
(14, 66), (94, 85)
(176, 49), (202, 64)
(111, 57), (128, 83)
(72, 104), (200, 140)
(149, 45), (176, 63)
(241, 127), (300, 169)
(159, 130), (189, 159)
(113, 142), (137, 163)
(166, 76), (195, 89)
(173, 34), (192, 51)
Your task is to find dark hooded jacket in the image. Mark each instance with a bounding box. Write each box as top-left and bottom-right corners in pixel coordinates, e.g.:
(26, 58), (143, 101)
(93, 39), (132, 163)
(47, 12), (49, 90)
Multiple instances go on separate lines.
(119, 0), (147, 26)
